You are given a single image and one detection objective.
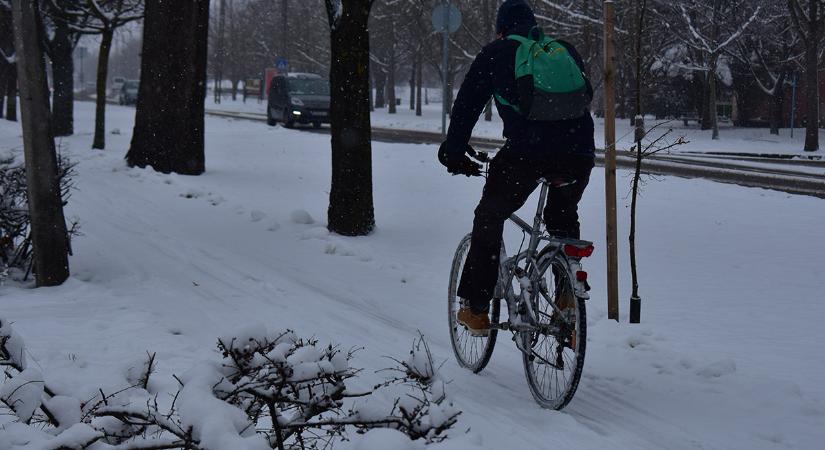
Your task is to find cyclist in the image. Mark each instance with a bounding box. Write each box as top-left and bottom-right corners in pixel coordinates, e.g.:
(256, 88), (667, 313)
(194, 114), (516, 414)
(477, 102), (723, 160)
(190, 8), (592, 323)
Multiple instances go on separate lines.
(438, 0), (595, 336)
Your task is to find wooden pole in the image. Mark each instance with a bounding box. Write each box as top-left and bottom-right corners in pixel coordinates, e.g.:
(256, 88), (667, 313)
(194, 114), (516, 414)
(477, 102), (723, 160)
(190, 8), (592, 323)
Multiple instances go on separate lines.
(603, 0), (619, 322)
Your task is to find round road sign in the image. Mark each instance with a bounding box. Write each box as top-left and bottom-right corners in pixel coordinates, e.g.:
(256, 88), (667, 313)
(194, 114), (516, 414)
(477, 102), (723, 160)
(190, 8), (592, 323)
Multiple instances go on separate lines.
(431, 3), (462, 34)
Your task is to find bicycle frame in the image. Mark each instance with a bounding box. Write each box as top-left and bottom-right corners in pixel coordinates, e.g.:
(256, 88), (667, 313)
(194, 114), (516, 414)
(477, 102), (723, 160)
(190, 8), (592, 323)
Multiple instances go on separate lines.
(491, 179), (592, 338)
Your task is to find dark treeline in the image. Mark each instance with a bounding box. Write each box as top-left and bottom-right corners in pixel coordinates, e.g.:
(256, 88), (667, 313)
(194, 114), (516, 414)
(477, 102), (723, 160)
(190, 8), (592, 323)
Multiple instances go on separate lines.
(208, 0), (823, 148)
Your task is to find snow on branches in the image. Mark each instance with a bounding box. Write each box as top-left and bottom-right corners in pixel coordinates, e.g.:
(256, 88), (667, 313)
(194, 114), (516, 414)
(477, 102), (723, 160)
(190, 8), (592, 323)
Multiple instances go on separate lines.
(0, 152), (78, 283)
(0, 320), (460, 449)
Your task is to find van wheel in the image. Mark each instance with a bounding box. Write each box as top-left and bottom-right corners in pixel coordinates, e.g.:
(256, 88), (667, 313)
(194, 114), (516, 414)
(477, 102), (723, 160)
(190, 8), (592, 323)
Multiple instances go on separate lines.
(283, 109), (295, 128)
(267, 109), (277, 126)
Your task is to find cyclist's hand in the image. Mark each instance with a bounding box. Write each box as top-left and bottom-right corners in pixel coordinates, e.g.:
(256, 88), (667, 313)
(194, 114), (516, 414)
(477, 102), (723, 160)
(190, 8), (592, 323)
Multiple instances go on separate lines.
(449, 155), (482, 177)
(439, 142), (483, 177)
(470, 149), (490, 163)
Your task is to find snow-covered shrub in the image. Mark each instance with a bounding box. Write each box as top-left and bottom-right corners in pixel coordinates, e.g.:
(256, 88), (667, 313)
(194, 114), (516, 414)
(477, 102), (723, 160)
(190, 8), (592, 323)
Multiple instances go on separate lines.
(0, 152), (78, 282)
(0, 319), (460, 449)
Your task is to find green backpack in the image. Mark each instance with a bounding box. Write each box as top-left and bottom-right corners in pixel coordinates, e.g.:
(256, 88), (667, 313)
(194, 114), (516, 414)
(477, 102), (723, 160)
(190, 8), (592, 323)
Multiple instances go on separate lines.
(495, 28), (591, 121)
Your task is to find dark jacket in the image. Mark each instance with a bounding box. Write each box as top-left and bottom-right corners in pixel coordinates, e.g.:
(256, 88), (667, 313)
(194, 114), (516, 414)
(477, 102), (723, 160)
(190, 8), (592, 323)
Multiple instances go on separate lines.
(444, 32), (596, 159)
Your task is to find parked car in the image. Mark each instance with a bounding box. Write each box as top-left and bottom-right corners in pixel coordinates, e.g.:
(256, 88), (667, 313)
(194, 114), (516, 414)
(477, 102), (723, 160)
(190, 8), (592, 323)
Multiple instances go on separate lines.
(118, 80), (139, 105)
(267, 73), (330, 128)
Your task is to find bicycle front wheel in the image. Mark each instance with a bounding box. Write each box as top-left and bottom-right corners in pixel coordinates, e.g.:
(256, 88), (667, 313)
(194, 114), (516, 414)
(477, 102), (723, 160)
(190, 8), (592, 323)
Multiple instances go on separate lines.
(522, 252), (586, 410)
(448, 234), (500, 374)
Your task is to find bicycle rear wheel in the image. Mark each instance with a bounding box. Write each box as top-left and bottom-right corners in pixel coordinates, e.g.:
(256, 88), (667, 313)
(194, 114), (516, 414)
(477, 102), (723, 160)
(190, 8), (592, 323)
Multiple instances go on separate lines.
(522, 252), (586, 410)
(448, 234), (500, 373)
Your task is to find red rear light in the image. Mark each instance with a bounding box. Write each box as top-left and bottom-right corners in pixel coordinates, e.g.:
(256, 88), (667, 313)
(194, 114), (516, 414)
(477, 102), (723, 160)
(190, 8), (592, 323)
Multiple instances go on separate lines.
(564, 244), (594, 258)
(576, 271), (588, 282)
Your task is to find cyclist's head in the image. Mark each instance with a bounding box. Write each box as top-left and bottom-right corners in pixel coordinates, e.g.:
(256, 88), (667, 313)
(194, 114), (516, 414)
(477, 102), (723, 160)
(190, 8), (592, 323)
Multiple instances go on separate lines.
(496, 0), (538, 37)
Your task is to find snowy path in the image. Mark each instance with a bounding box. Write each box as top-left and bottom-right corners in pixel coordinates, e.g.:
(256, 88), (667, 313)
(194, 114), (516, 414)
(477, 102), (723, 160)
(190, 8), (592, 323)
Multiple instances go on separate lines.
(1, 103), (824, 449)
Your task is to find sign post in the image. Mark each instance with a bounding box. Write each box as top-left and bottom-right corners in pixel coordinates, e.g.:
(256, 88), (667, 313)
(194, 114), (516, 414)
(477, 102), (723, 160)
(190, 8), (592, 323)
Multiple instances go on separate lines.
(431, 1), (461, 137)
(604, 0), (619, 322)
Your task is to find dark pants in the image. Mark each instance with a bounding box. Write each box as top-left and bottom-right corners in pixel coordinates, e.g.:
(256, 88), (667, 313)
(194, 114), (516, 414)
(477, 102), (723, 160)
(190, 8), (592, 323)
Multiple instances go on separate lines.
(457, 146), (594, 314)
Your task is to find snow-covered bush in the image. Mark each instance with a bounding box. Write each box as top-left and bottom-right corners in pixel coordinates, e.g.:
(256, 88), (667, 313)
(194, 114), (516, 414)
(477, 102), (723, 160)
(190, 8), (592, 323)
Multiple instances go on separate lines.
(0, 319), (460, 449)
(0, 152), (78, 283)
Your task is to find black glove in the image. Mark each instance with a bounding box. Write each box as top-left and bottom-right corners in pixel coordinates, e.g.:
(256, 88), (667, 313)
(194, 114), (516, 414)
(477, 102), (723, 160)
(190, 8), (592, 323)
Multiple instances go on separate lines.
(438, 142), (482, 177)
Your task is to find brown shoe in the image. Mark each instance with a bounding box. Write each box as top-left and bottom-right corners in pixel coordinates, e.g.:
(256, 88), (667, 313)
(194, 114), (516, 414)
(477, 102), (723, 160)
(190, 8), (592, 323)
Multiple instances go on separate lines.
(556, 287), (575, 311)
(554, 289), (577, 349)
(457, 308), (491, 337)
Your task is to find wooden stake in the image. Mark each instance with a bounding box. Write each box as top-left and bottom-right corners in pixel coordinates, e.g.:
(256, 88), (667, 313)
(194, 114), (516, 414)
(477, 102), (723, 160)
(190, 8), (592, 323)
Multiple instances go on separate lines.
(603, 0), (619, 322)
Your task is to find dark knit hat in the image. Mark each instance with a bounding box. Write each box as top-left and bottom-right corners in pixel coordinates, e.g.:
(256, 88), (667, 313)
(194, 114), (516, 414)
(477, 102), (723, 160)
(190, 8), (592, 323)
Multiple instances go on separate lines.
(496, 0), (538, 36)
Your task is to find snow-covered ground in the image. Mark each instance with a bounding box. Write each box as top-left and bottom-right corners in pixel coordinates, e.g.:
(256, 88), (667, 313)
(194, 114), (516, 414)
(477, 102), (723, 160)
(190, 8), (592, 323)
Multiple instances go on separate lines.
(1, 102), (824, 449)
(208, 89), (824, 157)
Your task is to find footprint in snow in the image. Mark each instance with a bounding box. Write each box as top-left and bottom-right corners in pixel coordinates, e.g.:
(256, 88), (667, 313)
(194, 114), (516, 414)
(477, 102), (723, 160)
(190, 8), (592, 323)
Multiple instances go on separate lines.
(300, 227), (330, 240)
(250, 210), (267, 222)
(695, 359), (736, 379)
(180, 189), (205, 199)
(290, 209), (315, 225)
(207, 194), (225, 206)
(324, 242), (356, 257)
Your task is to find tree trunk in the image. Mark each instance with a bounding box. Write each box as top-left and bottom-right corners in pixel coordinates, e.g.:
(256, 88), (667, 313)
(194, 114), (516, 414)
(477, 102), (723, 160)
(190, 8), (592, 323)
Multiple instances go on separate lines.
(629, 139), (642, 307)
(5, 67), (16, 121)
(415, 55), (422, 116)
(10, 0), (70, 286)
(769, 72), (786, 136)
(369, 75), (374, 112)
(803, 23), (819, 151)
(374, 72), (385, 108)
(707, 64), (719, 140)
(325, 0), (375, 236)
(214, 0), (226, 104)
(51, 19), (74, 137)
(0, 65), (5, 119)
(126, 0), (209, 175)
(92, 28), (113, 149)
(281, 0), (289, 62)
(387, 59), (396, 114)
(700, 77), (711, 130)
(409, 63), (415, 110)
(387, 26), (396, 114)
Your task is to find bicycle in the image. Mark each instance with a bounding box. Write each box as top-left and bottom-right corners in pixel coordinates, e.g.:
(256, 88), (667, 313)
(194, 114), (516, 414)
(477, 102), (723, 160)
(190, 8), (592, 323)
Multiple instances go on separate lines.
(447, 174), (594, 410)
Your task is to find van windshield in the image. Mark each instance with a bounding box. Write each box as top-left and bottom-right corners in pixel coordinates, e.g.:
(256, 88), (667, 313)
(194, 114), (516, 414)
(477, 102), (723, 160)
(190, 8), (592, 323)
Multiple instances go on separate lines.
(288, 78), (330, 96)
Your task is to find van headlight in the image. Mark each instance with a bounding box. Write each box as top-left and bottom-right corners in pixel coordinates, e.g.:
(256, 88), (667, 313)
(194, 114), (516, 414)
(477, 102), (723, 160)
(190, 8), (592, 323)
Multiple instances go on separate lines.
(291, 97), (304, 106)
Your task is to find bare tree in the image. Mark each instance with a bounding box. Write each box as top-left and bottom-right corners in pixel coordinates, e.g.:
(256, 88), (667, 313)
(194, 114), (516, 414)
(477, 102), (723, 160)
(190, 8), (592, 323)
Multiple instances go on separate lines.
(789, 0), (825, 151)
(0, 3), (14, 122)
(667, 0), (761, 139)
(10, 0), (71, 286)
(732, 0), (802, 135)
(50, 0), (144, 150)
(0, 3), (16, 123)
(126, 0), (209, 175)
(44, 0), (83, 137)
(325, 0), (376, 236)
